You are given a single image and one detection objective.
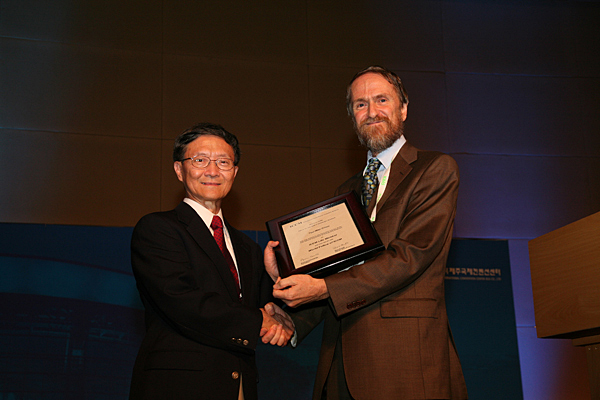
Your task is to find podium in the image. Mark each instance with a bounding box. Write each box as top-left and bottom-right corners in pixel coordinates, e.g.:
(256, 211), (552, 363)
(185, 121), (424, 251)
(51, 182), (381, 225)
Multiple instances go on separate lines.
(529, 211), (600, 399)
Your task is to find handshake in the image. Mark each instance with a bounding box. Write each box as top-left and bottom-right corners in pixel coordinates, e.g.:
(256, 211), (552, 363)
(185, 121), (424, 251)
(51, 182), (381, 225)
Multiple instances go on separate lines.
(258, 240), (331, 346)
(259, 302), (295, 347)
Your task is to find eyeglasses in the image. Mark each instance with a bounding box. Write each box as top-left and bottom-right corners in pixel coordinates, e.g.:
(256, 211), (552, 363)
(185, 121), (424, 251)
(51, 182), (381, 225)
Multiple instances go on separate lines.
(179, 156), (235, 171)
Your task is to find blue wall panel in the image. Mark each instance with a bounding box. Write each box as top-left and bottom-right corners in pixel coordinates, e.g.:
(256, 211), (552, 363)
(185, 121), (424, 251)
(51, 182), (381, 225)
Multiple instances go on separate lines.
(0, 223), (521, 399)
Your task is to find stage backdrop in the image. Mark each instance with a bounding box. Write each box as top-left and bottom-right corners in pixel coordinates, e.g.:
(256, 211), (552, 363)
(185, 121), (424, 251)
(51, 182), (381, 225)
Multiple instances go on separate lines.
(0, 223), (522, 399)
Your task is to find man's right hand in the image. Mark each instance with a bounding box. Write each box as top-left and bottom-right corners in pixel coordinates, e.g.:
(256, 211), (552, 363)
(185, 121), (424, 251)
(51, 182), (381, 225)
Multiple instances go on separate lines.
(259, 302), (295, 346)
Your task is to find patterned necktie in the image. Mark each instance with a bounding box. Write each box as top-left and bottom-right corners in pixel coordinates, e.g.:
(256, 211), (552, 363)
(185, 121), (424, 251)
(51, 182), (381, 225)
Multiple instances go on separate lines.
(210, 215), (241, 298)
(362, 157), (381, 208)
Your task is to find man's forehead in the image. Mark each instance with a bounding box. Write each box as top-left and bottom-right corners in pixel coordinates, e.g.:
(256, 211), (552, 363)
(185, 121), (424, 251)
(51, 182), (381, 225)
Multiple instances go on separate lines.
(186, 136), (234, 156)
(352, 73), (397, 98)
(355, 72), (391, 84)
(188, 149), (233, 157)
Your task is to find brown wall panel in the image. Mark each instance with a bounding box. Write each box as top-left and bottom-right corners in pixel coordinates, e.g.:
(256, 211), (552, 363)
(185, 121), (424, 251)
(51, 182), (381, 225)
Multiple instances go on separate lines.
(0, 130), (162, 226)
(159, 139), (187, 213)
(0, 38), (162, 138)
(163, 0), (307, 63)
(308, 65), (359, 150)
(309, 147), (366, 205)
(162, 55), (310, 147)
(220, 144), (313, 231)
(0, 0), (162, 51)
(307, 0), (444, 71)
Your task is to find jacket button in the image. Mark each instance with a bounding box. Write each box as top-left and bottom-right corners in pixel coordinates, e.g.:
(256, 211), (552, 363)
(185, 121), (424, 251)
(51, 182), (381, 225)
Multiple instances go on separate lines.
(243, 340), (249, 346)
(237, 338), (243, 344)
(232, 371), (240, 380)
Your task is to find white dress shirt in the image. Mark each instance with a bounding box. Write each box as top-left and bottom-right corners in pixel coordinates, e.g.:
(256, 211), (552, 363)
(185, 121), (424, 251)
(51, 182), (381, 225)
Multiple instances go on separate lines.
(183, 198), (240, 281)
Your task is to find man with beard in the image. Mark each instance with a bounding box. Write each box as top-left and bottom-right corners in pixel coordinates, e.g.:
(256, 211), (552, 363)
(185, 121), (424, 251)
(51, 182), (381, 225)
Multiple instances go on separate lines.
(264, 66), (468, 399)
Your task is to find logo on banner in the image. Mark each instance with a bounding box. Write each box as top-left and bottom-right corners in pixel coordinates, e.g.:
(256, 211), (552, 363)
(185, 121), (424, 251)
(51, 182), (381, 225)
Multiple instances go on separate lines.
(445, 267), (502, 281)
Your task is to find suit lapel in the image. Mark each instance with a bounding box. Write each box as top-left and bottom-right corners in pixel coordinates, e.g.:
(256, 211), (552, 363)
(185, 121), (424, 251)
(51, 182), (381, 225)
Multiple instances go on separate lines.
(175, 202), (241, 301)
(227, 223), (254, 302)
(374, 141), (417, 214)
(350, 142), (417, 217)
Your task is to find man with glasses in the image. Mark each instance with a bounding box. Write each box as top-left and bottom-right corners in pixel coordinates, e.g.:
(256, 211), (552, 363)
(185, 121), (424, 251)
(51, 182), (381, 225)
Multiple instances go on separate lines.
(129, 123), (292, 400)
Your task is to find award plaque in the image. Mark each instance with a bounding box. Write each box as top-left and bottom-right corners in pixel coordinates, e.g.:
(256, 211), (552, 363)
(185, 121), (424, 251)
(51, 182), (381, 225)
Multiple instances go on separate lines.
(266, 191), (384, 278)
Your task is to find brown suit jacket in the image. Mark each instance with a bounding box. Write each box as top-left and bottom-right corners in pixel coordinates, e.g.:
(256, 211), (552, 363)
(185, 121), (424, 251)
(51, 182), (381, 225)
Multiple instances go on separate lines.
(291, 142), (468, 399)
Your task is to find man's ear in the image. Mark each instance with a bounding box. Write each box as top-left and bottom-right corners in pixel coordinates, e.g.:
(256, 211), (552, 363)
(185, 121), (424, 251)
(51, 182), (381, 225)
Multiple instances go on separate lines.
(174, 161), (184, 182)
(400, 103), (408, 122)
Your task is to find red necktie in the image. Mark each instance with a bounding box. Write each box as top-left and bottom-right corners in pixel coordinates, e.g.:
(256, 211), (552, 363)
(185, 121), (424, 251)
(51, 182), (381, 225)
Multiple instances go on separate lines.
(210, 215), (241, 297)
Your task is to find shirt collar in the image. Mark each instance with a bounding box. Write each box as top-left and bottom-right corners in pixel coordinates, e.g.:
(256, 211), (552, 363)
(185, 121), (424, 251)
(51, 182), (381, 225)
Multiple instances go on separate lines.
(183, 198), (225, 230)
(366, 135), (406, 171)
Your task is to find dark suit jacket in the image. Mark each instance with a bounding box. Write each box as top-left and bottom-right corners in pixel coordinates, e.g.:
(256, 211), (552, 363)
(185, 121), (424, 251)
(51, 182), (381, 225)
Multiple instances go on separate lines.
(129, 202), (273, 400)
(291, 142), (468, 399)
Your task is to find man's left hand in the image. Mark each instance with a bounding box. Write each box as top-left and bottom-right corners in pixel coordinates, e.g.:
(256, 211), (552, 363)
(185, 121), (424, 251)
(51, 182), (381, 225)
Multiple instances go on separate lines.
(273, 274), (329, 308)
(263, 240), (280, 282)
